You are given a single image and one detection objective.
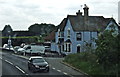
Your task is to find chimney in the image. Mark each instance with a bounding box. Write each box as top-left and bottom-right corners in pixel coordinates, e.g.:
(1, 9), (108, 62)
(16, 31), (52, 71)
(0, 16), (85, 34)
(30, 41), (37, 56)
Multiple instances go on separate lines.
(83, 4), (89, 30)
(76, 10), (82, 17)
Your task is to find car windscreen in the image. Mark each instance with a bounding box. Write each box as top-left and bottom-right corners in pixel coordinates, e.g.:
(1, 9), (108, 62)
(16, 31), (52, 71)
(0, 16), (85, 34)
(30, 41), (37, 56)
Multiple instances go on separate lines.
(32, 58), (45, 63)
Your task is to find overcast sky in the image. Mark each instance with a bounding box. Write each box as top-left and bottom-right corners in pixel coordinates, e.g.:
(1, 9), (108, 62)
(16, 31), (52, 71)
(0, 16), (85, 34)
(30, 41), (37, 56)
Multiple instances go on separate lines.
(0, 0), (119, 30)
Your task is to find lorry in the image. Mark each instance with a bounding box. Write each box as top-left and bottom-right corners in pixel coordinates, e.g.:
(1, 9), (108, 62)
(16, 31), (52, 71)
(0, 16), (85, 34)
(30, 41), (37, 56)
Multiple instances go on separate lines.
(17, 45), (45, 56)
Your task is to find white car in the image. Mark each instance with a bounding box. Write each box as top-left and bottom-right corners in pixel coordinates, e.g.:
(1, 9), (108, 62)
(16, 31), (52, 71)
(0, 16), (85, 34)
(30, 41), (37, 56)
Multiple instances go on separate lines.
(18, 45), (45, 56)
(3, 44), (14, 51)
(17, 47), (25, 55)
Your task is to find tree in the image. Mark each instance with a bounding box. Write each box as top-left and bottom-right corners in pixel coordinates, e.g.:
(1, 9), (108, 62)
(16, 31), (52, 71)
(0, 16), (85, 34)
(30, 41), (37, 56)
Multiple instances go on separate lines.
(2, 25), (13, 37)
(95, 30), (119, 71)
(28, 23), (56, 36)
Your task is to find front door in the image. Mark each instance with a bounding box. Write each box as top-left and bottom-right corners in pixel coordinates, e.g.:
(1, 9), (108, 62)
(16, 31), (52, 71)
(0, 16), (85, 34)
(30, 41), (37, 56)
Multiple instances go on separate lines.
(77, 46), (80, 53)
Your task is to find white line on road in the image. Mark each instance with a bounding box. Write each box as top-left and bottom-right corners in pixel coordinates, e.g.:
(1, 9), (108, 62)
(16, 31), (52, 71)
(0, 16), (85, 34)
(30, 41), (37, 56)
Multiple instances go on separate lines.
(15, 66), (25, 74)
(57, 70), (62, 72)
(25, 74), (29, 75)
(63, 72), (68, 75)
(5, 60), (13, 65)
(52, 67), (56, 70)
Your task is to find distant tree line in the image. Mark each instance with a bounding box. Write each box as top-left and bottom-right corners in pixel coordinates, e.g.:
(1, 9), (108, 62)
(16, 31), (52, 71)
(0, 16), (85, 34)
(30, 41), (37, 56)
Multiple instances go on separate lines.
(1, 23), (57, 46)
(28, 23), (56, 36)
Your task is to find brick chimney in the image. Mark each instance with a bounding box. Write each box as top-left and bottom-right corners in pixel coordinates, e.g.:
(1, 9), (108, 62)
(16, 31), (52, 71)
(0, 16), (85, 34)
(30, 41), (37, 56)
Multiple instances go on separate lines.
(83, 4), (89, 30)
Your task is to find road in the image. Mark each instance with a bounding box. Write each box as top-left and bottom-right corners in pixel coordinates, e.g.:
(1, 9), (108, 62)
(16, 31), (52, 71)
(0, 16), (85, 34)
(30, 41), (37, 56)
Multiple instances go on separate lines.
(0, 50), (84, 77)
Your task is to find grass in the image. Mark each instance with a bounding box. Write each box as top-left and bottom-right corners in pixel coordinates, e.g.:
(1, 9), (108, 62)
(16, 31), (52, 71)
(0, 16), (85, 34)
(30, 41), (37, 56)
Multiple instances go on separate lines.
(63, 53), (119, 76)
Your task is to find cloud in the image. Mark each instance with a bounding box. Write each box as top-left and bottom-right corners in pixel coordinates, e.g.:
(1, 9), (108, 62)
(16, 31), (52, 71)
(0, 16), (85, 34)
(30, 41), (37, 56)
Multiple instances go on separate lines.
(0, 0), (119, 30)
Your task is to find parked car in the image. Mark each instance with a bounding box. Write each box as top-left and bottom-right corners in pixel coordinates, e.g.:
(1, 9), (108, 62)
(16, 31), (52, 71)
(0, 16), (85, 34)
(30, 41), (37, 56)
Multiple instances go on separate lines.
(13, 46), (21, 54)
(28, 56), (49, 73)
(18, 45), (45, 56)
(17, 47), (25, 55)
(3, 44), (14, 51)
(44, 46), (51, 52)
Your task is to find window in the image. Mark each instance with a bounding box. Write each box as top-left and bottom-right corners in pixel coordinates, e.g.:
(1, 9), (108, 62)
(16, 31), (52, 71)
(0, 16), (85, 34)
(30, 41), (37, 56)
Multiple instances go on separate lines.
(64, 43), (71, 52)
(64, 43), (66, 51)
(62, 45), (64, 51)
(76, 32), (82, 41)
(66, 44), (67, 52)
(67, 28), (70, 38)
(58, 29), (60, 37)
(61, 32), (64, 37)
(68, 44), (71, 52)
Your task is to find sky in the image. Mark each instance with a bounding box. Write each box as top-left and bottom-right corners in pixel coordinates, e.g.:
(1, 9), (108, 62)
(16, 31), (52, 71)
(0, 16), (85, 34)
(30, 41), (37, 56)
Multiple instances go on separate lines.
(0, 0), (119, 30)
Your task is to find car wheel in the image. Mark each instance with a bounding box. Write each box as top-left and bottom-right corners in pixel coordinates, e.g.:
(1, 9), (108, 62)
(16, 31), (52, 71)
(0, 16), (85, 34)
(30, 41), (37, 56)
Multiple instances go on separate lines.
(31, 68), (36, 73)
(45, 68), (49, 72)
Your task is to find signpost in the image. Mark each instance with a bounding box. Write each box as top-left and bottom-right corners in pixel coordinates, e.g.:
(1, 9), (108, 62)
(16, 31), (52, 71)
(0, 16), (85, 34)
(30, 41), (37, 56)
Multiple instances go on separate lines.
(8, 31), (11, 50)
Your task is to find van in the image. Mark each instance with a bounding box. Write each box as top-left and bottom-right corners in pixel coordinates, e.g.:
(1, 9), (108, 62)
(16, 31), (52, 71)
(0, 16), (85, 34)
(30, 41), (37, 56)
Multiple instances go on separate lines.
(18, 45), (45, 55)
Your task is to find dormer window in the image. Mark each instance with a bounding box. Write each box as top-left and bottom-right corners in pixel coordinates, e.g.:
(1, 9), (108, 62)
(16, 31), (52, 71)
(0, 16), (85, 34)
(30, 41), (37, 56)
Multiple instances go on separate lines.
(67, 28), (70, 38)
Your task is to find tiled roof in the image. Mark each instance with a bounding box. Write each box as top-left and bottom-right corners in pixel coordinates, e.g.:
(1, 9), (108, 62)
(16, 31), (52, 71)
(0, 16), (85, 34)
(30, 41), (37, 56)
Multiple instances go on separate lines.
(56, 18), (67, 32)
(44, 31), (55, 41)
(58, 15), (115, 32)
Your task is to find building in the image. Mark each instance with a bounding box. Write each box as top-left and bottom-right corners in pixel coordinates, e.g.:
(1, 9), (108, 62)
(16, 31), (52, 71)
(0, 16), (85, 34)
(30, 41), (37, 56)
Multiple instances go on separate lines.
(50, 4), (119, 55)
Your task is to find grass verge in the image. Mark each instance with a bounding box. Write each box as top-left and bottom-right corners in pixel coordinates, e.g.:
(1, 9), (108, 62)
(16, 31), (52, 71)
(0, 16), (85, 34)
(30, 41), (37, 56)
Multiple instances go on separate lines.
(63, 53), (119, 76)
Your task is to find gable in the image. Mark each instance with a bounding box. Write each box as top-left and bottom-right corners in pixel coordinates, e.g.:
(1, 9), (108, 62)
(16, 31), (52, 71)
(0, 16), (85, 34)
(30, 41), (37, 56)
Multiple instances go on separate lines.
(105, 20), (119, 31)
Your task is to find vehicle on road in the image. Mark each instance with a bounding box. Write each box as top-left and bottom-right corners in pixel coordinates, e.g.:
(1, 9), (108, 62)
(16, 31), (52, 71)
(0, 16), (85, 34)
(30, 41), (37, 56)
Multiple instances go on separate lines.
(3, 44), (14, 51)
(28, 56), (49, 73)
(13, 46), (21, 54)
(18, 45), (45, 56)
(44, 46), (51, 52)
(17, 47), (25, 55)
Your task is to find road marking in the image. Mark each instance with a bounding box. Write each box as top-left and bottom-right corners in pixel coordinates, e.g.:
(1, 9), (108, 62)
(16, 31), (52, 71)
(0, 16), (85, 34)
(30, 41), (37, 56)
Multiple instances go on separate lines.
(25, 74), (29, 75)
(5, 60), (13, 65)
(52, 67), (56, 70)
(57, 70), (61, 72)
(15, 66), (25, 74)
(63, 72), (68, 75)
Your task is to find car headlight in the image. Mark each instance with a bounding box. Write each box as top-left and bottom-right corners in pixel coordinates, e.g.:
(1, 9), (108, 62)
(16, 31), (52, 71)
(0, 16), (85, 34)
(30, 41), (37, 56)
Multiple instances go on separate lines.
(35, 65), (39, 68)
(46, 64), (49, 67)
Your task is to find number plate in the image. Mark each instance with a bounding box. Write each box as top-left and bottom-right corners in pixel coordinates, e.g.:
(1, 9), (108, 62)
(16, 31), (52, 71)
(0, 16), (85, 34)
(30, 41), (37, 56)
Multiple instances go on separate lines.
(40, 68), (45, 69)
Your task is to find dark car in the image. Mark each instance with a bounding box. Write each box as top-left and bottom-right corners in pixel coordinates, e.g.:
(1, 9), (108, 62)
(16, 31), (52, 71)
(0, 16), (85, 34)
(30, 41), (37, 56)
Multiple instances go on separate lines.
(28, 56), (49, 73)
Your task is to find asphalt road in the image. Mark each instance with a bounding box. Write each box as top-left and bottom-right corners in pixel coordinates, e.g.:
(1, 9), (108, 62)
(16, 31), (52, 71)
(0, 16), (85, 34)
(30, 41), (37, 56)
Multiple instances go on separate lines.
(0, 50), (84, 77)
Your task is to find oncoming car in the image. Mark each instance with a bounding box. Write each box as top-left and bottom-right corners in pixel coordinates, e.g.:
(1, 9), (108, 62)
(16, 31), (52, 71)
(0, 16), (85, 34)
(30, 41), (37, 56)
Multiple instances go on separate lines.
(28, 56), (49, 73)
